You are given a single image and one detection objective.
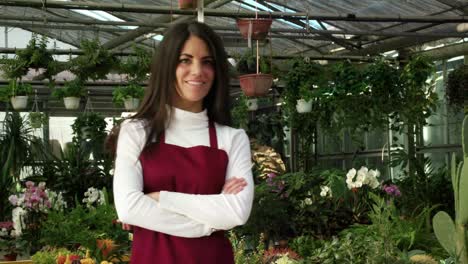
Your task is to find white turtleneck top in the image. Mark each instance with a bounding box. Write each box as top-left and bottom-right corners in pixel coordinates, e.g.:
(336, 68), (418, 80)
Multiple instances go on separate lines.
(113, 107), (254, 238)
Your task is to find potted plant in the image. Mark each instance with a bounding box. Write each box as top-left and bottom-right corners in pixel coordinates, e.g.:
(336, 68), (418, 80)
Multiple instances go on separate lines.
(68, 39), (117, 81)
(112, 82), (145, 111)
(246, 98), (258, 111)
(0, 221), (28, 261)
(29, 112), (47, 129)
(118, 45), (152, 82)
(296, 83), (315, 113)
(236, 18), (273, 40)
(236, 50), (274, 97)
(52, 78), (85, 110)
(1, 79), (33, 110)
(178, 0), (197, 9)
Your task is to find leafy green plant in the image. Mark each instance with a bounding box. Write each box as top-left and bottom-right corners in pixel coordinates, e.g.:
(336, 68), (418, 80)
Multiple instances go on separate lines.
(118, 45), (152, 82)
(445, 64), (467, 111)
(68, 39), (117, 81)
(0, 35), (56, 80)
(236, 49), (275, 75)
(0, 80), (33, 100)
(29, 112), (47, 129)
(112, 82), (145, 105)
(52, 78), (85, 99)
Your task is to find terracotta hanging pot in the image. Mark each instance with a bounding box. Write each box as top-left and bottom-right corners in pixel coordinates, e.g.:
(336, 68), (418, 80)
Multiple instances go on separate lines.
(178, 0), (197, 9)
(239, 73), (273, 97)
(236, 18), (273, 40)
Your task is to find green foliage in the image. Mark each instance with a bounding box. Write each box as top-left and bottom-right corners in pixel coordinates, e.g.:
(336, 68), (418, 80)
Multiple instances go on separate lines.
(0, 80), (33, 100)
(0, 35), (56, 80)
(118, 45), (152, 82)
(52, 78), (85, 99)
(71, 112), (107, 143)
(0, 113), (47, 219)
(39, 204), (130, 253)
(112, 82), (145, 105)
(236, 49), (275, 75)
(231, 94), (249, 129)
(31, 248), (74, 264)
(69, 39), (117, 81)
(247, 107), (285, 152)
(29, 112), (47, 129)
(446, 65), (467, 111)
(229, 232), (264, 264)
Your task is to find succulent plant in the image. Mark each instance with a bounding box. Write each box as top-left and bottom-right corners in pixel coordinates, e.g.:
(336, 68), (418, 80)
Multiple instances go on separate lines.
(433, 115), (468, 263)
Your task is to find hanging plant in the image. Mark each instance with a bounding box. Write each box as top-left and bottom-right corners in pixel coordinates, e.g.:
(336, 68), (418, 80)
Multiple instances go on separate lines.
(236, 49), (275, 97)
(118, 45), (152, 82)
(446, 64), (467, 111)
(29, 112), (47, 129)
(68, 39), (117, 81)
(0, 80), (33, 110)
(0, 35), (57, 80)
(71, 112), (107, 141)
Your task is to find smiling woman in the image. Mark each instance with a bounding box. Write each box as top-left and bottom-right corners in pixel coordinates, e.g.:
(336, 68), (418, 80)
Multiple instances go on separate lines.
(107, 21), (254, 264)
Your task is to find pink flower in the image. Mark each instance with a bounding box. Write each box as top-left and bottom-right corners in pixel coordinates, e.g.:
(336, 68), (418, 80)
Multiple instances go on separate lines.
(25, 181), (34, 188)
(382, 184), (401, 197)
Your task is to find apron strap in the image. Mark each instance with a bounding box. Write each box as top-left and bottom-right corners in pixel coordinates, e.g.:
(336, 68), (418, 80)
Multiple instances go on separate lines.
(208, 121), (218, 149)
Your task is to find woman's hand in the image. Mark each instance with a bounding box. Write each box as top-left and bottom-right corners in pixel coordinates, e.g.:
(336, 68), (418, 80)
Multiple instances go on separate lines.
(222, 177), (247, 194)
(147, 192), (160, 201)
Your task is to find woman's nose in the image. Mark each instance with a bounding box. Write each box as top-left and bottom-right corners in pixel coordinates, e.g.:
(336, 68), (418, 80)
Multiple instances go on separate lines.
(190, 60), (203, 75)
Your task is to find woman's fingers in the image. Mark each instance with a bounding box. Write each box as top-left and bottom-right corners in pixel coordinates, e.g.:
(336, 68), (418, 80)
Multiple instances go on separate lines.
(222, 177), (247, 194)
(122, 223), (132, 231)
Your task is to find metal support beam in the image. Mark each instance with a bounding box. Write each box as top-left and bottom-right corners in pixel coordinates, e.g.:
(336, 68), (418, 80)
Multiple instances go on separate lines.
(2, 19), (466, 38)
(416, 42), (468, 60)
(1, 0), (468, 22)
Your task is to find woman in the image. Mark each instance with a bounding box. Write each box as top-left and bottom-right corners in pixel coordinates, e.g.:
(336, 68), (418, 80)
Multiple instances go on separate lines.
(112, 21), (254, 263)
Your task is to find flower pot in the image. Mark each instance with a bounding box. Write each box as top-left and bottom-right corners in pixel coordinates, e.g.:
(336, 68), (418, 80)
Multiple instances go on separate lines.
(3, 253), (17, 261)
(239, 73), (273, 97)
(296, 99), (313, 113)
(10, 96), (28, 110)
(178, 0), (197, 9)
(246, 98), (258, 111)
(63, 97), (80, 110)
(123, 98), (140, 111)
(236, 19), (273, 40)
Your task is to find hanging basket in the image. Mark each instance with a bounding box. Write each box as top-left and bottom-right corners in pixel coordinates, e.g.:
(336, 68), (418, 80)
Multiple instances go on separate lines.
(123, 98), (140, 111)
(10, 96), (29, 110)
(178, 0), (197, 9)
(236, 18), (273, 40)
(239, 73), (273, 97)
(296, 99), (313, 113)
(64, 97), (81, 110)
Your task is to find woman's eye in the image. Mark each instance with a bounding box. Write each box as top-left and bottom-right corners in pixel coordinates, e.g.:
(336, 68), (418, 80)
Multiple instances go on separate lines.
(203, 60), (214, 65)
(179, 58), (190, 64)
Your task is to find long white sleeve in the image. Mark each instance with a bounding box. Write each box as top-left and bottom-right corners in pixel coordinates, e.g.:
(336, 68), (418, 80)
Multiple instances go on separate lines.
(113, 119), (214, 238)
(158, 129), (254, 230)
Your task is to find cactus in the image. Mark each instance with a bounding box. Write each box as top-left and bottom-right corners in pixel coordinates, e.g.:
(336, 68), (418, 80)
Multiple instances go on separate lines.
(433, 115), (468, 263)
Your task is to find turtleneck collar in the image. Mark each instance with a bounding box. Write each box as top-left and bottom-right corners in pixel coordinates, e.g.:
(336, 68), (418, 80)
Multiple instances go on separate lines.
(168, 106), (209, 130)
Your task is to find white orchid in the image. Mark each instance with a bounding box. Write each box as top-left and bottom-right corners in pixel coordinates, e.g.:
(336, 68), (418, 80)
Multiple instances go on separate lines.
(320, 186), (332, 197)
(346, 166), (381, 190)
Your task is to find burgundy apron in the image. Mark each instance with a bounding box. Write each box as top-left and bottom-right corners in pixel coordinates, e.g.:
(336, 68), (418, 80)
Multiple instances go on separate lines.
(132, 121), (234, 264)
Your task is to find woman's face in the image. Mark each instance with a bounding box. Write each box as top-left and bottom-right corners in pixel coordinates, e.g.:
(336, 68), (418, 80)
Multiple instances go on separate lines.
(173, 35), (215, 112)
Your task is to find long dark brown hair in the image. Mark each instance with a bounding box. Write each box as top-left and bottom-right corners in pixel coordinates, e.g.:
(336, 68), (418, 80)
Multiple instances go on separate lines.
(106, 21), (232, 157)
